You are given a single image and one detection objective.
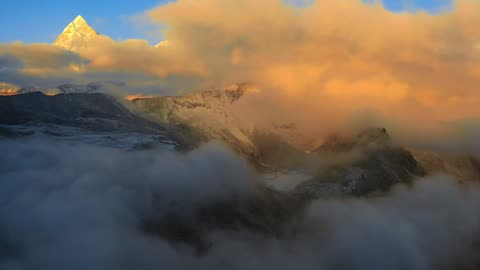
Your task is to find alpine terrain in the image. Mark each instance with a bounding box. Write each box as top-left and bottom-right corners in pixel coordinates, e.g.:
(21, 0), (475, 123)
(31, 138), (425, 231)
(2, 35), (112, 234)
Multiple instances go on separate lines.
(1, 13), (480, 270)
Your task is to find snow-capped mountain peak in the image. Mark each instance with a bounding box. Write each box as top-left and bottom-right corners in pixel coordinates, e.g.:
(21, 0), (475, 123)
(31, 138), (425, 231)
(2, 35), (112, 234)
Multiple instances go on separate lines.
(54, 15), (99, 50)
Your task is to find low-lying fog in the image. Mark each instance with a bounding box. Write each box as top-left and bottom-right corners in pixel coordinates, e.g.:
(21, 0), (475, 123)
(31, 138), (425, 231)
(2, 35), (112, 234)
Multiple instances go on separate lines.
(1, 139), (479, 270)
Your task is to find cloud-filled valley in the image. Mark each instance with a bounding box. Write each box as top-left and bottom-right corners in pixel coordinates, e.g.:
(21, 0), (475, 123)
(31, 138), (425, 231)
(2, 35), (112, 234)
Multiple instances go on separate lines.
(1, 140), (480, 270)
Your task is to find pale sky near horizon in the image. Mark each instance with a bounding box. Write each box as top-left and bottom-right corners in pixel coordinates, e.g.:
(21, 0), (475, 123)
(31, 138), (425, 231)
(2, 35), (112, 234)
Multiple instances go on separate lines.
(0, 0), (452, 44)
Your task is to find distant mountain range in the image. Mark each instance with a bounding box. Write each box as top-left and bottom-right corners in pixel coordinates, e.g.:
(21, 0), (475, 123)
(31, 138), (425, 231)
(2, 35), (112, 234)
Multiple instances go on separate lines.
(0, 15), (479, 234)
(1, 85), (479, 195)
(2, 23), (480, 261)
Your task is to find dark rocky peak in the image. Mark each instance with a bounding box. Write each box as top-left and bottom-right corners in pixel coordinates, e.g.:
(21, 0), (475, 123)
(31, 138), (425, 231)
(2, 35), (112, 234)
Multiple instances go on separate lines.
(17, 86), (44, 94)
(224, 82), (255, 103)
(55, 81), (126, 94)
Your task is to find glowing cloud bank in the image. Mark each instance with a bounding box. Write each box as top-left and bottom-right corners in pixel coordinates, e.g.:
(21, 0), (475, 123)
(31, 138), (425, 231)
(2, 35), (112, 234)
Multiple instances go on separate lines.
(1, 0), (479, 147)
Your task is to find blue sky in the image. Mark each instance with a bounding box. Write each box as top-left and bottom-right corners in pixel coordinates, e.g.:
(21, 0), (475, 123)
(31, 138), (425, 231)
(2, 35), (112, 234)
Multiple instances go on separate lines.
(380, 0), (452, 12)
(0, 0), (173, 44)
(0, 0), (452, 44)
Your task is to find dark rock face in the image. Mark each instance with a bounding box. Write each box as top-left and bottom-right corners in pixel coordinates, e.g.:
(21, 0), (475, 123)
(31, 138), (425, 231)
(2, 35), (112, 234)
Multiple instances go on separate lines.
(224, 82), (252, 103)
(296, 128), (425, 198)
(316, 128), (390, 153)
(300, 147), (424, 197)
(16, 86), (44, 94)
(0, 92), (165, 133)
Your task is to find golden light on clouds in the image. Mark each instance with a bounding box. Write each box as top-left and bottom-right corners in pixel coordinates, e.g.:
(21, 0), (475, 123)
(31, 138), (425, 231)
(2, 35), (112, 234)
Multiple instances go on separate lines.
(0, 82), (19, 96)
(1, 0), (480, 144)
(0, 89), (18, 96)
(125, 94), (155, 101)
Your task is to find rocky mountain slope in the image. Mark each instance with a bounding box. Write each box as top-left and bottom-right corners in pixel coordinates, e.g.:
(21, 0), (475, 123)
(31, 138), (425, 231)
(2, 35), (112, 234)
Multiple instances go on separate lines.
(131, 86), (480, 192)
(131, 83), (310, 167)
(0, 92), (178, 150)
(14, 81), (126, 96)
(131, 83), (263, 163)
(2, 85), (479, 190)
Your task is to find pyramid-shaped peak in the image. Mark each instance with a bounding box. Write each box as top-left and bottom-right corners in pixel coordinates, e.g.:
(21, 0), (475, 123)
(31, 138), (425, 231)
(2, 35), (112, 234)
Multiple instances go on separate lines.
(54, 15), (99, 51)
